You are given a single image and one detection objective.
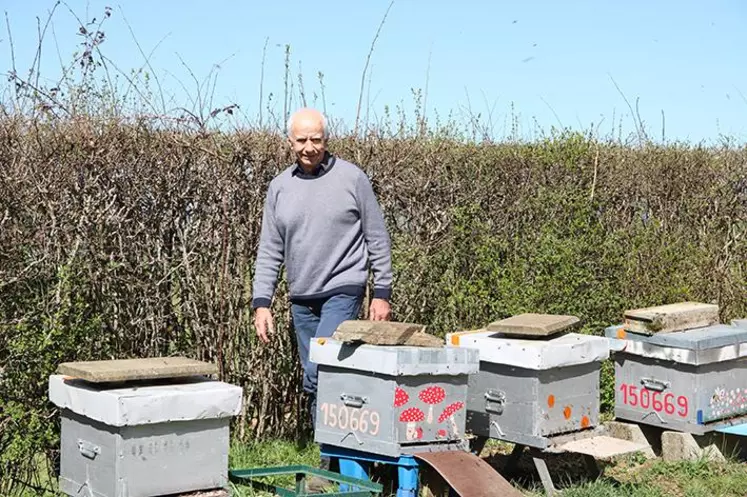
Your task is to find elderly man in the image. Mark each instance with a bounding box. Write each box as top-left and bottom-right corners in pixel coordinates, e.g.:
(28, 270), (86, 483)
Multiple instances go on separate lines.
(252, 107), (393, 428)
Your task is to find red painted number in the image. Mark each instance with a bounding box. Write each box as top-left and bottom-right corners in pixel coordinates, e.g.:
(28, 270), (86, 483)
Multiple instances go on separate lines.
(320, 403), (381, 436)
(620, 383), (688, 418)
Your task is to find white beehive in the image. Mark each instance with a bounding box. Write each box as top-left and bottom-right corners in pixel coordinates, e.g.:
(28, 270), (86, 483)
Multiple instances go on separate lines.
(49, 374), (242, 497)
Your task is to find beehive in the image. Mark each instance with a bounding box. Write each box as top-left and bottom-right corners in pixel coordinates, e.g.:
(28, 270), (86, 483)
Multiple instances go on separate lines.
(447, 329), (609, 449)
(310, 338), (480, 457)
(49, 370), (242, 497)
(606, 319), (747, 434)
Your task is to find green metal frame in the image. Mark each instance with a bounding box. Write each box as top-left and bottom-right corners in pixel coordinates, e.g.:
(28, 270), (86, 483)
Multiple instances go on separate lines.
(229, 465), (383, 497)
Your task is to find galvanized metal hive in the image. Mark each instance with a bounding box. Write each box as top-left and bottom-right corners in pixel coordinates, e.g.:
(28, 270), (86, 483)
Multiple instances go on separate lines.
(447, 319), (610, 449)
(49, 358), (242, 497)
(310, 338), (480, 457)
(606, 319), (747, 434)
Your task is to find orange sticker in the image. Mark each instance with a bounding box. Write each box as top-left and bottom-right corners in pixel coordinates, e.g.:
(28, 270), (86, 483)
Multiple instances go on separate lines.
(616, 328), (626, 339)
(581, 415), (590, 428)
(547, 395), (555, 408)
(450, 335), (460, 346)
(563, 406), (572, 419)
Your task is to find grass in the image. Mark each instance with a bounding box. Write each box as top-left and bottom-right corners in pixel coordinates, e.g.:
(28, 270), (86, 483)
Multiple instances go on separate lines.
(228, 440), (323, 496)
(227, 439), (747, 497)
(10, 438), (747, 496)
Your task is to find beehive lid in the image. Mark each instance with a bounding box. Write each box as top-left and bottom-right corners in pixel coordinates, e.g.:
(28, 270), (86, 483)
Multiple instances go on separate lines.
(48, 374), (242, 427)
(606, 323), (747, 351)
(446, 331), (609, 370)
(622, 302), (719, 335)
(56, 356), (217, 383)
(486, 313), (580, 338)
(309, 339), (479, 376)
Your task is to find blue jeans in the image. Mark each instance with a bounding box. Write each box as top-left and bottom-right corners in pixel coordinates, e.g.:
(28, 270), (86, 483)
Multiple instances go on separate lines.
(291, 293), (363, 427)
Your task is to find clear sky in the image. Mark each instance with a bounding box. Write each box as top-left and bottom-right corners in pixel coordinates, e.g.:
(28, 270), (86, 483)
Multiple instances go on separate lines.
(1, 1), (746, 143)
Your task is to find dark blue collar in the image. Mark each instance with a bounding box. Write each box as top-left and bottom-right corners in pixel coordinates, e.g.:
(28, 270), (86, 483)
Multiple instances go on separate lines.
(292, 152), (335, 178)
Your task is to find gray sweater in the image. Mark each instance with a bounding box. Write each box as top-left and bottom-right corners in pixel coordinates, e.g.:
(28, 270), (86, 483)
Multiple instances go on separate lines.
(251, 154), (393, 308)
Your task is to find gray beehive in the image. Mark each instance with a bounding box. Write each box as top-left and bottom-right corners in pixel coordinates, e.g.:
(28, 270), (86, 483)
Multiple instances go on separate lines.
(310, 338), (480, 457)
(446, 330), (610, 449)
(49, 374), (242, 497)
(606, 320), (747, 434)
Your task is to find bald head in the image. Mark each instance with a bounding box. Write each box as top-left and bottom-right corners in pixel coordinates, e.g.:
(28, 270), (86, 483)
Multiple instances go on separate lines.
(287, 108), (329, 139)
(287, 108), (329, 172)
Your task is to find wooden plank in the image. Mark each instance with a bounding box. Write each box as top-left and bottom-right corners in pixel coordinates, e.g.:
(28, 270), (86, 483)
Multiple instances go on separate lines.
(56, 357), (218, 383)
(332, 320), (444, 347)
(486, 313), (579, 337)
(623, 302), (719, 335)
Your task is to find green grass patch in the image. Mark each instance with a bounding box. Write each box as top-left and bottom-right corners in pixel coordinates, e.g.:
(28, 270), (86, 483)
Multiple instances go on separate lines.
(229, 439), (322, 496)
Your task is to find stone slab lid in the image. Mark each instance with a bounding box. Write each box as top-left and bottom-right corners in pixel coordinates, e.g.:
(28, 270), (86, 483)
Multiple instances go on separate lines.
(48, 374), (242, 427)
(622, 301), (719, 335)
(309, 339), (479, 376)
(486, 313), (580, 338)
(56, 356), (218, 383)
(446, 331), (609, 370)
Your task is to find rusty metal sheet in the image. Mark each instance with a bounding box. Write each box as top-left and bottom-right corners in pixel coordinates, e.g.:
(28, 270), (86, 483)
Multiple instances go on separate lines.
(414, 451), (522, 497)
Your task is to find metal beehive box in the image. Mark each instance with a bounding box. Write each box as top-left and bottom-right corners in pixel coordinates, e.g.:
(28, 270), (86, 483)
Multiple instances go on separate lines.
(447, 331), (610, 449)
(606, 320), (747, 434)
(48, 375), (242, 497)
(310, 339), (480, 457)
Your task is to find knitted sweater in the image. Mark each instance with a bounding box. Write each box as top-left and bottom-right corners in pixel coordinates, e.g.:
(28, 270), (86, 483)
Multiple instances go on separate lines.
(251, 154), (392, 308)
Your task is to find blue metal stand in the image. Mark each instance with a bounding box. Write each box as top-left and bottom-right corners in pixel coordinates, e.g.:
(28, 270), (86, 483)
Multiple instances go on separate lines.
(320, 445), (419, 497)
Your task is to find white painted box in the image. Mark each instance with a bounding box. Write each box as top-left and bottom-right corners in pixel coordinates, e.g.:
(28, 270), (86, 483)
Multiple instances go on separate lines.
(49, 375), (242, 497)
(447, 331), (610, 448)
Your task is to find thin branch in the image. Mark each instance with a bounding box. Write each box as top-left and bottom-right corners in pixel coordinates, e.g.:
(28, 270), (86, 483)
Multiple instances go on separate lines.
(120, 7), (169, 114)
(354, 0), (394, 135)
(259, 37), (268, 127)
(608, 73), (644, 144)
(540, 95), (563, 130)
(421, 43), (432, 135)
(29, 2), (61, 91)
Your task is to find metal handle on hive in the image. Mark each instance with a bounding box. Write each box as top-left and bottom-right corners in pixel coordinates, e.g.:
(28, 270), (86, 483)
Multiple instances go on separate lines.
(340, 394), (367, 408)
(640, 377), (670, 392)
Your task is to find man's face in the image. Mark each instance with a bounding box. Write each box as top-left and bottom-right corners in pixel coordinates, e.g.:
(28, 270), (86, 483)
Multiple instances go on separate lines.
(288, 117), (327, 170)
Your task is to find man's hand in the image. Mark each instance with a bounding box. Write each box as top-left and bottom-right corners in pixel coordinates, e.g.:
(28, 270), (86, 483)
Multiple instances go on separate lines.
(254, 307), (274, 343)
(369, 298), (391, 321)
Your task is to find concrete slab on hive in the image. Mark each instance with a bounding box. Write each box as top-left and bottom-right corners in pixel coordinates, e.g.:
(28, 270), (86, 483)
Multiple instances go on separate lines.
(333, 320), (444, 347)
(549, 435), (649, 460)
(623, 302), (719, 335)
(56, 356), (217, 383)
(486, 313), (579, 338)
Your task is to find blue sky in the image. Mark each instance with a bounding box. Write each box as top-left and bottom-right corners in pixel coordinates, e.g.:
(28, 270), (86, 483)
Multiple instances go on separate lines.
(1, 1), (746, 143)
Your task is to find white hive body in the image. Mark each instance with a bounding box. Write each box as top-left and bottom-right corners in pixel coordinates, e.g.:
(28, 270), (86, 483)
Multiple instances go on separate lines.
(49, 369), (242, 497)
(447, 329), (610, 449)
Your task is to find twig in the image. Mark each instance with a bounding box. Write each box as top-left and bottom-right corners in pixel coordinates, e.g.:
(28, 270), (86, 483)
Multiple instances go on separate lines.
(608, 73), (645, 144)
(259, 37), (268, 127)
(283, 44), (290, 126)
(120, 7), (169, 114)
(540, 95), (563, 130)
(354, 0), (394, 135)
(590, 146), (599, 201)
(421, 43), (432, 135)
(297, 60), (307, 108)
(29, 2), (61, 91)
